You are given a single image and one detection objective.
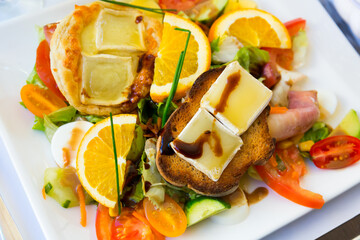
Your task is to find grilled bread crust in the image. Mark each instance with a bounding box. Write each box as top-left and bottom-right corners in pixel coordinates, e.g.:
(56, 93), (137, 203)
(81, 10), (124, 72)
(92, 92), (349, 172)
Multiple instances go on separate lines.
(156, 67), (275, 196)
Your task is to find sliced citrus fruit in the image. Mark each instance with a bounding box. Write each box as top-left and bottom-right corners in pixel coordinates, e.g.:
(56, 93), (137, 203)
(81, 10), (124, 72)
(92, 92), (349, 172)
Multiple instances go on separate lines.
(208, 9), (291, 49)
(77, 114), (137, 208)
(150, 13), (211, 103)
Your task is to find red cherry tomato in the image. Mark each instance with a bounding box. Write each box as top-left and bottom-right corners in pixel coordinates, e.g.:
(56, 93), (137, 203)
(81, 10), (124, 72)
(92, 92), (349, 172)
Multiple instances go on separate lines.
(95, 204), (164, 240)
(36, 40), (66, 101)
(43, 23), (57, 45)
(310, 135), (360, 169)
(255, 145), (324, 209)
(159, 0), (201, 11)
(284, 18), (306, 37)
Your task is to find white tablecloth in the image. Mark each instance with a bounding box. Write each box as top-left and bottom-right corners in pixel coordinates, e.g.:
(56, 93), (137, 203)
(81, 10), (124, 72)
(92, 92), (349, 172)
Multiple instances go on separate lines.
(0, 0), (359, 239)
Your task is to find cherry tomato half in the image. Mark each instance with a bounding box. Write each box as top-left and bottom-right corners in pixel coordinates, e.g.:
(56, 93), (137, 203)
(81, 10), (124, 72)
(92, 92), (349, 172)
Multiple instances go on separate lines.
(20, 84), (67, 118)
(255, 145), (324, 209)
(95, 204), (165, 240)
(310, 135), (360, 169)
(284, 18), (306, 37)
(143, 195), (187, 237)
(36, 39), (66, 101)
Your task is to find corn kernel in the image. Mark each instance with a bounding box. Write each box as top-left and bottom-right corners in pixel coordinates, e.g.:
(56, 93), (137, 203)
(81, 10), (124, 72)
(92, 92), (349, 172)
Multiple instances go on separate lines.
(299, 140), (315, 152)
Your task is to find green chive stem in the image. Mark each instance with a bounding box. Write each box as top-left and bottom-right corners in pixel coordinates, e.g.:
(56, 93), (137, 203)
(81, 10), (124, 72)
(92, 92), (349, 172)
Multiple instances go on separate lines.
(100, 0), (176, 14)
(110, 112), (121, 215)
(161, 28), (191, 127)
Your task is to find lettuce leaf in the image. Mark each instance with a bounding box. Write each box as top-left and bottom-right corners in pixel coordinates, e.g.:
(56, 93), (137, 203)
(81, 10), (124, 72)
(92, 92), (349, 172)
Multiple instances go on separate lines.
(234, 46), (269, 78)
(292, 30), (308, 69)
(127, 180), (144, 203)
(157, 101), (177, 121)
(138, 97), (177, 124)
(26, 65), (46, 88)
(210, 37), (221, 53)
(127, 125), (145, 161)
(43, 115), (58, 141)
(301, 122), (330, 143)
(140, 138), (165, 207)
(83, 115), (105, 123)
(32, 106), (78, 141)
(137, 97), (159, 124)
(36, 25), (45, 42)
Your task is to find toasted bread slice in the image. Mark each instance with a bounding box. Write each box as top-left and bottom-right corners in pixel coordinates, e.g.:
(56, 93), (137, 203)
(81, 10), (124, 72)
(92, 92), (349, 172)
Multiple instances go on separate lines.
(156, 67), (275, 196)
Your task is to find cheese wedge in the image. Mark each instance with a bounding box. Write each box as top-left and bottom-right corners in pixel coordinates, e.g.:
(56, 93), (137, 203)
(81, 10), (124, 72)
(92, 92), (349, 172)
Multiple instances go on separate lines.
(170, 108), (243, 181)
(96, 8), (146, 52)
(201, 61), (272, 135)
(80, 54), (137, 106)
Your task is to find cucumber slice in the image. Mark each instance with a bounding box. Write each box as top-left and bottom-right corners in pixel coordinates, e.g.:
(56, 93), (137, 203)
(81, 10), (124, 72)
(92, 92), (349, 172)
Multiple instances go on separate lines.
(185, 196), (230, 226)
(44, 167), (94, 208)
(331, 109), (360, 138)
(188, 0), (228, 23)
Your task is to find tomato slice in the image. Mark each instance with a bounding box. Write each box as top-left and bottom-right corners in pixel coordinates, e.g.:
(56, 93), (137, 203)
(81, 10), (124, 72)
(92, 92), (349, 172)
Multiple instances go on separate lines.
(143, 195), (187, 237)
(20, 84), (67, 118)
(95, 204), (164, 240)
(255, 145), (324, 209)
(43, 23), (57, 45)
(285, 18), (306, 37)
(310, 135), (360, 169)
(36, 40), (66, 101)
(96, 204), (113, 240)
(159, 0), (201, 11)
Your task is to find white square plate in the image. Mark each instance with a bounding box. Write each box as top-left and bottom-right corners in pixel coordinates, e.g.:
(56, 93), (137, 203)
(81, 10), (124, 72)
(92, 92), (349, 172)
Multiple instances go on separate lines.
(0, 0), (360, 239)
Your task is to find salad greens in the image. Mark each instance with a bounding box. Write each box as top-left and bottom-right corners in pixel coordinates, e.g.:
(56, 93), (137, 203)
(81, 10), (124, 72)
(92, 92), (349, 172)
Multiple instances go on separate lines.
(137, 97), (177, 124)
(234, 46), (270, 78)
(82, 115), (105, 123)
(127, 125), (145, 161)
(301, 122), (330, 143)
(26, 66), (46, 88)
(140, 139), (166, 206)
(292, 30), (308, 69)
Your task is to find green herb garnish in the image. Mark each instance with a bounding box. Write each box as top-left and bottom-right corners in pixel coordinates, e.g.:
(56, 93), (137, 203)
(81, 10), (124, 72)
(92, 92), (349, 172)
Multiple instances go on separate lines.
(110, 112), (121, 215)
(275, 154), (286, 172)
(161, 28), (191, 127)
(62, 200), (71, 208)
(100, 0), (176, 14)
(44, 182), (53, 194)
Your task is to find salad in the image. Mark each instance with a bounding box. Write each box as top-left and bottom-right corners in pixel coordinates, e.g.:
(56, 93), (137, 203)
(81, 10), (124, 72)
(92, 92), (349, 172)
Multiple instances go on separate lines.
(18, 0), (360, 239)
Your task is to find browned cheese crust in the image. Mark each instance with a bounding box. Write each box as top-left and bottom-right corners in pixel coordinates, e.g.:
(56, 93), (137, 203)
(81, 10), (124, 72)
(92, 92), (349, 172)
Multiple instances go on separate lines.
(50, 1), (162, 116)
(156, 67), (275, 196)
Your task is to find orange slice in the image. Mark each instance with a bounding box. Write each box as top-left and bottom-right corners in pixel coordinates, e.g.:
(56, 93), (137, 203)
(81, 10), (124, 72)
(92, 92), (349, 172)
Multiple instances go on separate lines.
(209, 9), (291, 49)
(150, 13), (211, 103)
(77, 114), (136, 208)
